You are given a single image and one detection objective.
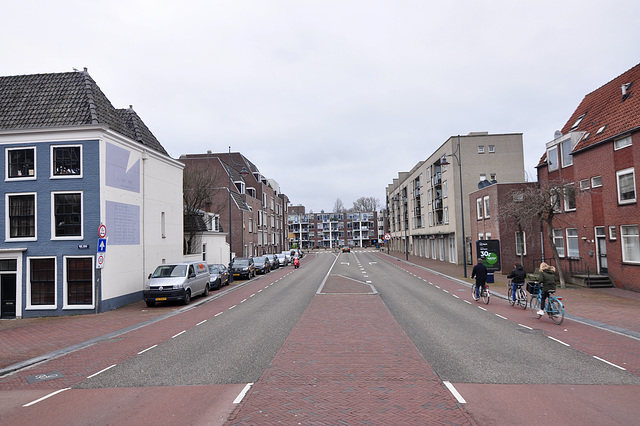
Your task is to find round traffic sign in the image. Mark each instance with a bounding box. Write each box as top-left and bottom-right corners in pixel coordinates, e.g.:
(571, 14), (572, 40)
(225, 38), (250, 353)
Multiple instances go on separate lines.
(98, 224), (107, 238)
(97, 253), (105, 268)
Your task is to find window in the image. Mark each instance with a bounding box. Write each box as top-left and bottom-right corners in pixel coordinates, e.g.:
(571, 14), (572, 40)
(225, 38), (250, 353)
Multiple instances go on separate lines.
(616, 168), (636, 204)
(476, 198), (483, 219)
(490, 173), (496, 181)
(488, 145), (495, 153)
(614, 136), (631, 150)
(553, 229), (565, 257)
(547, 146), (559, 171)
(442, 180), (448, 198)
(561, 139), (573, 167)
(551, 191), (562, 213)
(564, 185), (576, 211)
(483, 196), (490, 218)
(621, 225), (640, 262)
(478, 145), (485, 154)
(485, 232), (492, 240)
(444, 207), (449, 224)
(64, 256), (94, 307)
(609, 226), (617, 240)
(161, 212), (166, 238)
(567, 228), (579, 258)
(52, 192), (83, 238)
(591, 176), (602, 188)
(478, 233), (484, 240)
(7, 193), (36, 239)
(6, 147), (36, 179)
(448, 236), (456, 263)
(515, 231), (526, 255)
(51, 145), (82, 177)
(580, 179), (590, 191)
(570, 114), (585, 130)
(28, 257), (56, 307)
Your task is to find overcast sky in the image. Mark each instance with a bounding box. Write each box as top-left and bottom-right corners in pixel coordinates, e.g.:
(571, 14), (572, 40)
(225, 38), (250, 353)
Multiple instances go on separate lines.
(3, 1), (640, 212)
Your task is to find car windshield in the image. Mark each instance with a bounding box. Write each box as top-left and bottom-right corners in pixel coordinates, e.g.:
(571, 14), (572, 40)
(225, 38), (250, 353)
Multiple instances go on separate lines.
(209, 265), (222, 273)
(233, 259), (249, 266)
(276, 254), (285, 258)
(151, 265), (187, 278)
(255, 258), (265, 265)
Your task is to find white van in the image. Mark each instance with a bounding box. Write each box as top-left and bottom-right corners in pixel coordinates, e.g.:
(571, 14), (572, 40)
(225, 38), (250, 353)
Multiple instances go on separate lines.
(143, 261), (210, 307)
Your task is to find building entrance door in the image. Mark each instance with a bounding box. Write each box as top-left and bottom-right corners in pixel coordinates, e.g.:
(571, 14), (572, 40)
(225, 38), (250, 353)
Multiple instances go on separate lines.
(1, 274), (17, 319)
(596, 233), (608, 274)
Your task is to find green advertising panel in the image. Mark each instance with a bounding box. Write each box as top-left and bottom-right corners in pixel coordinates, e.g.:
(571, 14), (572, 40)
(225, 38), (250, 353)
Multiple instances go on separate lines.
(476, 239), (501, 271)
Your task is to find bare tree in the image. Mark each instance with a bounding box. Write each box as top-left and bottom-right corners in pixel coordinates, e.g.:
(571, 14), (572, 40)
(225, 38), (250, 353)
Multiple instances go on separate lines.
(499, 180), (572, 288)
(352, 196), (380, 212)
(333, 198), (345, 212)
(182, 162), (224, 255)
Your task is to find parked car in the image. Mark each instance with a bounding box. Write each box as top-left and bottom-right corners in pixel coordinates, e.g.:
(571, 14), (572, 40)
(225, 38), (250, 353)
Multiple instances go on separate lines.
(254, 256), (271, 274)
(144, 261), (210, 307)
(230, 257), (255, 279)
(267, 254), (279, 269)
(276, 253), (289, 266)
(208, 264), (230, 290)
(281, 251), (292, 264)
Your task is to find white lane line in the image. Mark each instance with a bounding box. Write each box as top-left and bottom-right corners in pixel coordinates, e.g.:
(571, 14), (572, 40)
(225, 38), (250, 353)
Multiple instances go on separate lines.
(593, 356), (626, 370)
(548, 336), (570, 346)
(258, 289), (263, 293)
(229, 305), (237, 310)
(464, 300), (472, 304)
(172, 330), (186, 338)
(518, 324), (533, 329)
(87, 364), (116, 379)
(478, 306), (487, 311)
(452, 294), (460, 299)
(214, 312), (223, 317)
(250, 293), (256, 297)
(443, 381), (466, 404)
(443, 289), (449, 293)
(495, 314), (507, 320)
(234, 383), (254, 404)
(138, 345), (158, 355)
(23, 388), (71, 407)
(240, 299), (247, 303)
(435, 285), (440, 289)
(197, 319), (207, 326)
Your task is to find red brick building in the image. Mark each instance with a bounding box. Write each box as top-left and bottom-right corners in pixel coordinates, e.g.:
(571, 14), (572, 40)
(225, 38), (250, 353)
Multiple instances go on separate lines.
(469, 182), (543, 275)
(537, 63), (640, 291)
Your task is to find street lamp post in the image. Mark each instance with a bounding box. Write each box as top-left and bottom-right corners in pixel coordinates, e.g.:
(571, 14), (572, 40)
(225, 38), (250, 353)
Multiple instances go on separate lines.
(228, 147), (249, 281)
(441, 135), (468, 278)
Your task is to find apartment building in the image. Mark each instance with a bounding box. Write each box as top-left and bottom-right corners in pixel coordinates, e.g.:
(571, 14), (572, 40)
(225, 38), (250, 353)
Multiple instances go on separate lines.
(386, 132), (525, 269)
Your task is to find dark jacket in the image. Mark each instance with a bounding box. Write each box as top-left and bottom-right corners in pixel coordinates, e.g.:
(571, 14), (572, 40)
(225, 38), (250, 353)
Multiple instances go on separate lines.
(471, 263), (488, 285)
(538, 270), (557, 292)
(507, 265), (526, 284)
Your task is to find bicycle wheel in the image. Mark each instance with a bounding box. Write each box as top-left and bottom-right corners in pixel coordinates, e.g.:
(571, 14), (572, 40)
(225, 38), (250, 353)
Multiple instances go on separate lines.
(508, 285), (515, 306)
(482, 287), (490, 304)
(548, 299), (564, 325)
(530, 296), (541, 318)
(517, 288), (528, 309)
(471, 284), (479, 301)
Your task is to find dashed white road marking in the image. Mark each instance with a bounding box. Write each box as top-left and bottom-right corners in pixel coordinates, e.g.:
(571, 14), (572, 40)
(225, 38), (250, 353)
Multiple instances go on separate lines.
(443, 381), (466, 404)
(234, 383), (254, 403)
(138, 345), (158, 354)
(87, 364), (116, 379)
(172, 330), (186, 338)
(495, 314), (507, 320)
(196, 320), (207, 326)
(23, 388), (71, 407)
(593, 356), (626, 370)
(548, 336), (570, 346)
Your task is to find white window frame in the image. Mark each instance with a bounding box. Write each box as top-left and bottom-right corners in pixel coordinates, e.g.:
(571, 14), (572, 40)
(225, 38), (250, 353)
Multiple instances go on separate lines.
(566, 228), (579, 258)
(5, 146), (37, 181)
(476, 198), (483, 220)
(26, 256), (57, 310)
(515, 231), (527, 255)
(5, 192), (37, 242)
(63, 255), (95, 310)
(579, 179), (590, 191)
(51, 191), (84, 240)
(50, 144), (83, 179)
(614, 136), (632, 150)
(547, 146), (559, 171)
(609, 225), (617, 240)
(442, 180), (448, 198)
(483, 196), (490, 218)
(485, 232), (492, 240)
(478, 145), (485, 154)
(448, 236), (456, 263)
(616, 168), (636, 204)
(561, 139), (573, 167)
(564, 184), (576, 212)
(621, 225), (640, 263)
(591, 176), (602, 188)
(553, 229), (565, 257)
(444, 206), (449, 224)
(488, 145), (495, 153)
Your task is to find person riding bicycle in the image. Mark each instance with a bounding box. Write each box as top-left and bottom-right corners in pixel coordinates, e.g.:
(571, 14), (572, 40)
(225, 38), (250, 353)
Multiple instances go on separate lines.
(471, 258), (488, 300)
(507, 263), (526, 302)
(537, 262), (557, 315)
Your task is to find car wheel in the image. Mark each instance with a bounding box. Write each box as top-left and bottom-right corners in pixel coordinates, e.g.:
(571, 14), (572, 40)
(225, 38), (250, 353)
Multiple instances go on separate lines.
(145, 300), (155, 307)
(203, 284), (209, 297)
(183, 290), (191, 305)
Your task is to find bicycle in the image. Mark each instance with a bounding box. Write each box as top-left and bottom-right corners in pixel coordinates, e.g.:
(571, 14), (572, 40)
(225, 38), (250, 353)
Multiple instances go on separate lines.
(472, 283), (490, 304)
(528, 282), (565, 325)
(507, 279), (527, 309)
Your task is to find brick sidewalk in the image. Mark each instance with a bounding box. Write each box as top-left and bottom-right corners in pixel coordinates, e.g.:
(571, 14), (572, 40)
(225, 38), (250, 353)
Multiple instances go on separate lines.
(227, 275), (475, 425)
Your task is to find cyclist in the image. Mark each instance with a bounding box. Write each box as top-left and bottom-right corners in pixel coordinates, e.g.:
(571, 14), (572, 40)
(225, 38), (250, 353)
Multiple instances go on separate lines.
(537, 262), (557, 315)
(507, 263), (526, 303)
(471, 258), (488, 300)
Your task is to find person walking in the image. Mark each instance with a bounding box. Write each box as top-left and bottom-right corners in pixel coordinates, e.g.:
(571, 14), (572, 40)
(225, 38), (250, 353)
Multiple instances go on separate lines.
(537, 262), (557, 315)
(507, 263), (527, 302)
(471, 258), (488, 300)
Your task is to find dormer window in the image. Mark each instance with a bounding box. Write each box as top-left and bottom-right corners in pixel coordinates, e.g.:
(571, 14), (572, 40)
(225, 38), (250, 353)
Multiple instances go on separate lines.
(596, 125), (606, 135)
(570, 114), (586, 130)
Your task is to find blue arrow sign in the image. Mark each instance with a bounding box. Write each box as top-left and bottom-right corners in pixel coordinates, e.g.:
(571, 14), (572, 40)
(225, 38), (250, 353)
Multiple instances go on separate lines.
(97, 238), (107, 252)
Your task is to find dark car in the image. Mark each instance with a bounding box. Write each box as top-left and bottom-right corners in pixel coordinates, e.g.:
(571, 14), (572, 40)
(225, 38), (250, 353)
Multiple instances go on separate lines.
(254, 256), (271, 274)
(342, 246), (351, 253)
(208, 264), (230, 290)
(230, 257), (255, 279)
(267, 254), (279, 269)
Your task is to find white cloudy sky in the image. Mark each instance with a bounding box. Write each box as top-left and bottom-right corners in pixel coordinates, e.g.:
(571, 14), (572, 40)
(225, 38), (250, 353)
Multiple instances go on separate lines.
(3, 0), (640, 212)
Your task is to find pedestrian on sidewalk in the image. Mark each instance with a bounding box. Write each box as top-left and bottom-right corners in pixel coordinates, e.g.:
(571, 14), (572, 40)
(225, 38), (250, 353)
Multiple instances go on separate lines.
(507, 263), (526, 302)
(471, 258), (488, 300)
(537, 262), (557, 315)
